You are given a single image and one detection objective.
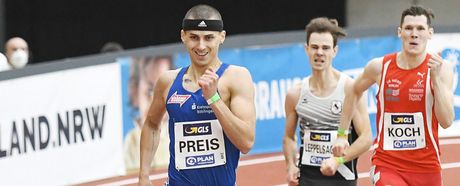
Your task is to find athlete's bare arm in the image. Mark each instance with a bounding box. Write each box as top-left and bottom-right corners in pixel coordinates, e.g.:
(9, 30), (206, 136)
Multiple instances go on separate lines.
(282, 84), (301, 186)
(139, 70), (177, 186)
(199, 66), (256, 154)
(429, 53), (455, 128)
(332, 58), (382, 155)
(320, 78), (372, 176)
(344, 79), (372, 159)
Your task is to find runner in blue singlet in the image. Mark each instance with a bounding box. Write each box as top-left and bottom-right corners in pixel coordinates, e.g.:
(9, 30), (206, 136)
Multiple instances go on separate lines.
(139, 4), (256, 186)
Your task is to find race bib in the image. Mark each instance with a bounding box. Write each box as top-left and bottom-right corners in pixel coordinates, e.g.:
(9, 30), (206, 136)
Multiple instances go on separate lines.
(383, 112), (426, 150)
(301, 130), (336, 166)
(174, 119), (226, 170)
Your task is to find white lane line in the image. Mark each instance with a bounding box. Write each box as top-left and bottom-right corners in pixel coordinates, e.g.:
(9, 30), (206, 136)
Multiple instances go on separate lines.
(239, 155), (285, 166)
(441, 162), (460, 169)
(97, 137), (460, 186)
(98, 173), (168, 186)
(97, 156), (286, 186)
(439, 138), (460, 145)
(357, 161), (460, 178)
(275, 162), (460, 186)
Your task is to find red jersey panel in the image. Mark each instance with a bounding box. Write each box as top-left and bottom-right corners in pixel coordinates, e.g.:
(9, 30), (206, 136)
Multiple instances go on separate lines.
(372, 53), (441, 173)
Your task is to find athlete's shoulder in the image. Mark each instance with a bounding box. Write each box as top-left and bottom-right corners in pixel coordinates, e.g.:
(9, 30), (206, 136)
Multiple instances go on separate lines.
(225, 65), (250, 75)
(368, 56), (385, 66)
(340, 72), (353, 81)
(286, 78), (304, 101)
(157, 69), (180, 87)
(362, 56), (385, 76)
(222, 65), (252, 81)
(340, 73), (355, 89)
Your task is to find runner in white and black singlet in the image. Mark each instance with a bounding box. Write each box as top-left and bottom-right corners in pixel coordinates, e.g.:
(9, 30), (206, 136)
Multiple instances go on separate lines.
(283, 17), (372, 186)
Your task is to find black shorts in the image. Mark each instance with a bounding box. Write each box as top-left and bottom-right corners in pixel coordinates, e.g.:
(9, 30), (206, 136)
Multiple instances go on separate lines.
(298, 177), (356, 186)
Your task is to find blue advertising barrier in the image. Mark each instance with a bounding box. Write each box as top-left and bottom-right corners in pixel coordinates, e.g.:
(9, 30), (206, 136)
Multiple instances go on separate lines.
(122, 35), (460, 155)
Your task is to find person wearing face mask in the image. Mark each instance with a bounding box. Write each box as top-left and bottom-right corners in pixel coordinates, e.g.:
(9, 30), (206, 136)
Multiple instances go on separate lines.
(0, 52), (10, 72)
(5, 37), (30, 69)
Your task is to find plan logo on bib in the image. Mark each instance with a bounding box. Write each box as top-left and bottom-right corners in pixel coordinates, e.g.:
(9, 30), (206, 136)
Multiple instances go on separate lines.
(185, 154), (215, 167)
(394, 139), (416, 149)
(310, 156), (328, 165)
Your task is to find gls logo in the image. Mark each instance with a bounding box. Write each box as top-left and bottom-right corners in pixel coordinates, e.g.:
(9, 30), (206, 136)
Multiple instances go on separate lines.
(183, 122), (212, 136)
(391, 115), (414, 124)
(310, 132), (331, 142)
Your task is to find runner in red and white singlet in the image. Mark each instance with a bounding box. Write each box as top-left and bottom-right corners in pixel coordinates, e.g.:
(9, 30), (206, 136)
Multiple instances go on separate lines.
(331, 5), (455, 186)
(373, 52), (440, 172)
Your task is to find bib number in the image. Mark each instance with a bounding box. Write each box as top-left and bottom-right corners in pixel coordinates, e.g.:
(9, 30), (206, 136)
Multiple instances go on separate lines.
(383, 112), (426, 150)
(301, 130), (336, 166)
(174, 119), (226, 170)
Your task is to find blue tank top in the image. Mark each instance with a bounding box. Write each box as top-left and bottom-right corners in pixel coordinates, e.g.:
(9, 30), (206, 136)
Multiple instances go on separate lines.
(165, 63), (240, 186)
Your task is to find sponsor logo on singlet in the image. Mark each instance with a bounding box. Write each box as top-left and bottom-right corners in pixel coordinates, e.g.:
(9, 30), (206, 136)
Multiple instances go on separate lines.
(385, 79), (401, 102)
(409, 71), (426, 101)
(167, 91), (191, 107)
(191, 103), (214, 114)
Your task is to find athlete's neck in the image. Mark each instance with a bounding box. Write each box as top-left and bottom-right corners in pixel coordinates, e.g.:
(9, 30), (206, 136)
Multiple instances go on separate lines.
(187, 60), (222, 82)
(397, 51), (427, 69)
(310, 68), (340, 91)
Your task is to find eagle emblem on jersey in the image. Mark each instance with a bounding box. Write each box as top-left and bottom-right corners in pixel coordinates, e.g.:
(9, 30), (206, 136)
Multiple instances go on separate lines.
(301, 97), (308, 104)
(331, 100), (342, 115)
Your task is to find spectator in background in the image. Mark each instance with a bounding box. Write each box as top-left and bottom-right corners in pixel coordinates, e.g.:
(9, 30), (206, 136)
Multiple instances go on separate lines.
(100, 41), (124, 53)
(4, 37), (29, 69)
(124, 56), (173, 173)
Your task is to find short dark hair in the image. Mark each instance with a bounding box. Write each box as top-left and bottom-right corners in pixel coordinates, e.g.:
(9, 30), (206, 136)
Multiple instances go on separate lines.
(305, 17), (346, 47)
(100, 42), (124, 53)
(183, 4), (222, 21)
(400, 5), (434, 27)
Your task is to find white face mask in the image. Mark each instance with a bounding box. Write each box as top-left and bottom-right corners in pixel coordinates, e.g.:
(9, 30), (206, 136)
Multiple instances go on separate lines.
(10, 50), (29, 69)
(0, 52), (10, 71)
